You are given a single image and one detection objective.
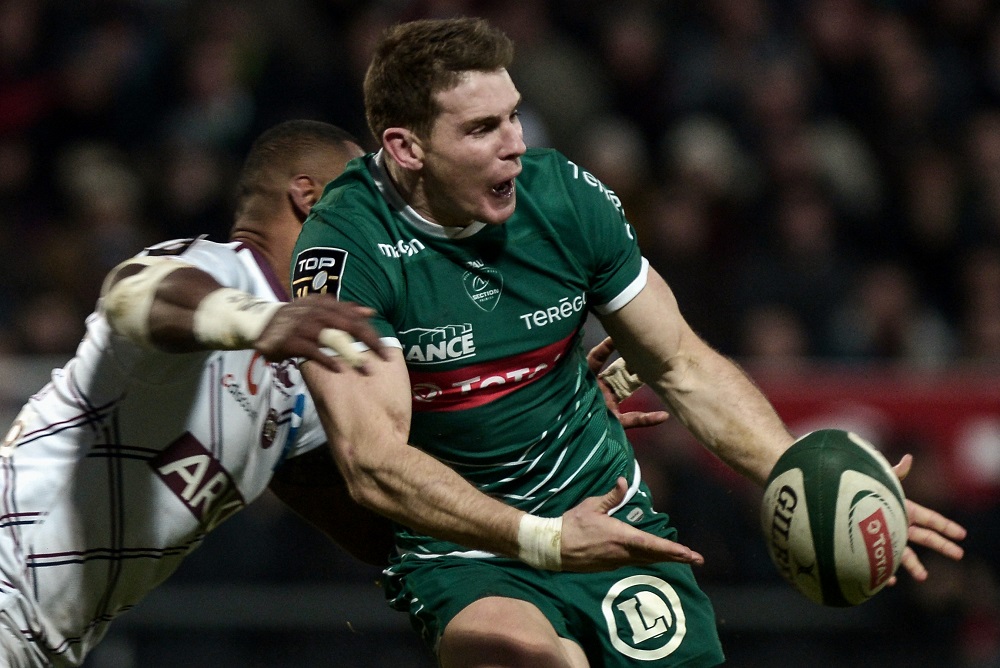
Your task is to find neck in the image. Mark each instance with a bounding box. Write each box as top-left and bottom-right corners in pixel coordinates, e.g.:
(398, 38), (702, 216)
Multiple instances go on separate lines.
(383, 155), (471, 229)
(230, 223), (293, 295)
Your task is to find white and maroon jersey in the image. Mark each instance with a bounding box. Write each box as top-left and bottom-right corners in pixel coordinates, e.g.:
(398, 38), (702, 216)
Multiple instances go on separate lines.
(0, 238), (325, 666)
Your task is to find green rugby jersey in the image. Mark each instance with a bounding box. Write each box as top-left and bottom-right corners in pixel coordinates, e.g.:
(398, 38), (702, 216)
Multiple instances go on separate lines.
(292, 147), (650, 556)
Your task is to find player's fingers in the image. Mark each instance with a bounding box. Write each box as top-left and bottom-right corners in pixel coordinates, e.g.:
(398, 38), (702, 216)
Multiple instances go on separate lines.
(908, 524), (966, 561)
(626, 532), (703, 566)
(586, 337), (616, 373)
(617, 410), (670, 429)
(906, 499), (968, 540)
(318, 328), (364, 369)
(321, 317), (387, 361)
(892, 453), (914, 482)
(898, 545), (927, 582)
(598, 359), (642, 402)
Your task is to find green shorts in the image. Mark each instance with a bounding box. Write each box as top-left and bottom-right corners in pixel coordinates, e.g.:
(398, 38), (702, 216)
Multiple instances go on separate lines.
(382, 485), (725, 667)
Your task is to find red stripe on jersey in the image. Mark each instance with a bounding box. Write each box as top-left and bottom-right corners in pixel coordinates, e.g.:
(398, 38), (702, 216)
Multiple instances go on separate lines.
(409, 331), (577, 412)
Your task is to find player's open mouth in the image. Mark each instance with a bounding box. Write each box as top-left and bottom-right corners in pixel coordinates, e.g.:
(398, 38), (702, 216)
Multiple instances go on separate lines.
(491, 179), (515, 198)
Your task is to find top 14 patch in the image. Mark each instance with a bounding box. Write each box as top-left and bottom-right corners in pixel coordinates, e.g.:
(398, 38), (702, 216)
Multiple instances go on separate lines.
(291, 247), (348, 299)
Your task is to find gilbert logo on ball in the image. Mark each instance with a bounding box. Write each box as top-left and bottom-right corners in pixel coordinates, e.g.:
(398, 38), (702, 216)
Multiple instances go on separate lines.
(760, 429), (908, 607)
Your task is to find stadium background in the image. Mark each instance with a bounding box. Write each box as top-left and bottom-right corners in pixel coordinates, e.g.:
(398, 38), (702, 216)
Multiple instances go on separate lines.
(1, 0), (998, 665)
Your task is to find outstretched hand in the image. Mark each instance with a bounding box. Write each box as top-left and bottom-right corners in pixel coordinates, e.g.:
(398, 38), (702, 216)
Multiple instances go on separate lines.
(889, 454), (967, 585)
(587, 337), (670, 429)
(255, 295), (388, 374)
(559, 477), (703, 572)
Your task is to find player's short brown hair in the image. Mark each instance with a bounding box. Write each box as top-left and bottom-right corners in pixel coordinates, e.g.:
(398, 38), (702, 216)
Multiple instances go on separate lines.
(363, 17), (515, 142)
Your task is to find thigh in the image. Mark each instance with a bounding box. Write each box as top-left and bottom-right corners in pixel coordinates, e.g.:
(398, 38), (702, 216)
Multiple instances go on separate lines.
(557, 487), (726, 667)
(383, 556), (579, 662)
(558, 564), (724, 667)
(440, 596), (587, 668)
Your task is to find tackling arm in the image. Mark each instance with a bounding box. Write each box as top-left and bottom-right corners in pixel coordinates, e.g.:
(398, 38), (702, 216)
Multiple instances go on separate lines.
(100, 257), (383, 371)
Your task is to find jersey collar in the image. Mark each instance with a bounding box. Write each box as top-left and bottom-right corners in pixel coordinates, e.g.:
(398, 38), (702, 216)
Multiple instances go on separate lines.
(369, 150), (487, 240)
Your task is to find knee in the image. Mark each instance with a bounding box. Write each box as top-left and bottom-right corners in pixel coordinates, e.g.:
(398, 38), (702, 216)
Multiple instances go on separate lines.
(440, 629), (568, 668)
(438, 597), (575, 668)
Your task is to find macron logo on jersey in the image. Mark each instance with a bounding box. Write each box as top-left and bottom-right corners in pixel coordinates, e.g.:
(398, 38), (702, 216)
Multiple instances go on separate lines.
(408, 330), (576, 412)
(150, 433), (245, 527)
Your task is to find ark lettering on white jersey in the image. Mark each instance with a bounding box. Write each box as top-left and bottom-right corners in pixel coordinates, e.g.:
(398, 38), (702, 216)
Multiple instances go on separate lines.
(150, 433), (245, 525)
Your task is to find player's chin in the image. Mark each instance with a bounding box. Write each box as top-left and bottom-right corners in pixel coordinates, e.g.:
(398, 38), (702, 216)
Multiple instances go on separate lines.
(480, 186), (517, 224)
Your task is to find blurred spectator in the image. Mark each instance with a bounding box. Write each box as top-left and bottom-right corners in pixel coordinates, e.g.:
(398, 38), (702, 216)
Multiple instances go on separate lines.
(958, 245), (1000, 362)
(964, 109), (1000, 245)
(733, 184), (854, 356)
(635, 182), (738, 351)
(827, 259), (958, 365)
(480, 0), (610, 159)
(574, 114), (652, 207)
(738, 303), (810, 366)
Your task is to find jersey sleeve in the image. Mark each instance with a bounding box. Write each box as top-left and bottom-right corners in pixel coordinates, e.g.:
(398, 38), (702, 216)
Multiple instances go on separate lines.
(291, 206), (400, 342)
(551, 153), (647, 315)
(139, 237), (251, 293)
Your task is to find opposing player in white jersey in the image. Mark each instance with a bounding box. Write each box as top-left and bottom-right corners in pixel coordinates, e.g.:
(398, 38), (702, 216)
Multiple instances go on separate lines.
(0, 120), (398, 667)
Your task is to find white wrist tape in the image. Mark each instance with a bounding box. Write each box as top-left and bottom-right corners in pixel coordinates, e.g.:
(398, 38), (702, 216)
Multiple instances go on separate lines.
(598, 358), (644, 402)
(102, 258), (187, 346)
(517, 514), (563, 571)
(192, 288), (283, 349)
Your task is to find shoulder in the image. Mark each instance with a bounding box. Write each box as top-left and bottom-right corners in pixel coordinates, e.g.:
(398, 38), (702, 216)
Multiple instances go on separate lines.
(300, 156), (402, 251)
(140, 237), (241, 265)
(517, 149), (627, 222)
(311, 155), (382, 221)
(139, 237), (257, 293)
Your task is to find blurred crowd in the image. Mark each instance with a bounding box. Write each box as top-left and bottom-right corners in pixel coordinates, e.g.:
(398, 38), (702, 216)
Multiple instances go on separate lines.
(3, 0), (1000, 366)
(2, 0), (1000, 665)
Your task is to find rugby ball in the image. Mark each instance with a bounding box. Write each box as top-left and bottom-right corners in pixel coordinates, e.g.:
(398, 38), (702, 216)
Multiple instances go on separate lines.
(760, 429), (908, 607)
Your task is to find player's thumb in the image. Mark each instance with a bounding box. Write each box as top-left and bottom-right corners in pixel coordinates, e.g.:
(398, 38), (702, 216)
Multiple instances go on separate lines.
(593, 477), (629, 514)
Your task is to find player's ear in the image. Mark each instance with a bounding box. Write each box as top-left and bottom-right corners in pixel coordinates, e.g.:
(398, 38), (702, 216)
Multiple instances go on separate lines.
(383, 127), (424, 170)
(289, 175), (322, 220)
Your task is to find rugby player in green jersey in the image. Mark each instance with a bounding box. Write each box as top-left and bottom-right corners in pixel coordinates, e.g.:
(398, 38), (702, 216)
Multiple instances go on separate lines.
(291, 17), (967, 667)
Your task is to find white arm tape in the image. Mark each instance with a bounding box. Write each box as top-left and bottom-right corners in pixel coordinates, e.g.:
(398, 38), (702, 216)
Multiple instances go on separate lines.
(192, 287), (283, 350)
(517, 514), (563, 571)
(598, 358), (644, 402)
(101, 257), (188, 346)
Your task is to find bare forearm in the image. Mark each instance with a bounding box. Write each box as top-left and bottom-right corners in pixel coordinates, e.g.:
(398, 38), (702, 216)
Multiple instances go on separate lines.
(102, 259), (248, 352)
(601, 269), (793, 486)
(344, 437), (523, 557)
(303, 358), (526, 560)
(649, 338), (793, 485)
